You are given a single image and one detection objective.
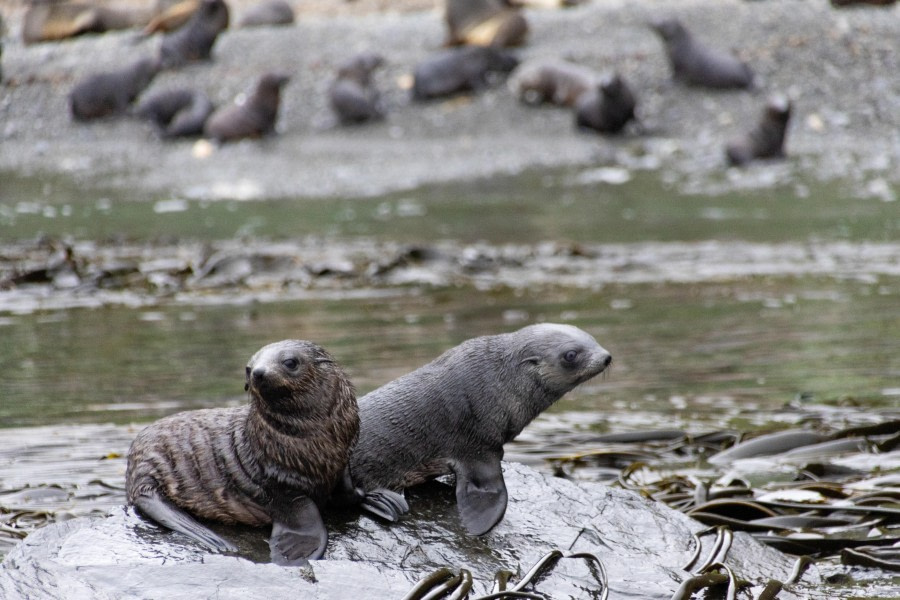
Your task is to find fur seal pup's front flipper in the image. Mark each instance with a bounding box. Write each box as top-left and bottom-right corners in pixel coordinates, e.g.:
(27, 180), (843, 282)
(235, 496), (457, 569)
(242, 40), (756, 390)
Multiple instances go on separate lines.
(269, 497), (327, 566)
(454, 453), (508, 535)
(360, 489), (410, 522)
(133, 491), (236, 552)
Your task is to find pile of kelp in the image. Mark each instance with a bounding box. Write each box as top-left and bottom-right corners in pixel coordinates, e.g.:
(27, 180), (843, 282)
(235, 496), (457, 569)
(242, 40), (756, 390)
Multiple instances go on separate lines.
(549, 419), (900, 575)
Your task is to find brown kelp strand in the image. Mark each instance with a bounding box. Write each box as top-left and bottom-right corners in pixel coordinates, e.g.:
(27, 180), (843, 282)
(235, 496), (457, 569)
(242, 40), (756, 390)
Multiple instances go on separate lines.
(401, 551), (608, 600)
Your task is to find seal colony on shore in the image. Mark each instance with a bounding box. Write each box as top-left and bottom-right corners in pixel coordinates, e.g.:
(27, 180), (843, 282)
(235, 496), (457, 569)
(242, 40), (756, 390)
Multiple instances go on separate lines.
(126, 339), (360, 565)
(349, 323), (612, 534)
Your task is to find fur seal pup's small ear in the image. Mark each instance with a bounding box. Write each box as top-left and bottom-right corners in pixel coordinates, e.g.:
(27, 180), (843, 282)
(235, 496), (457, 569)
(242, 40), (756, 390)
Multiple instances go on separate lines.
(519, 355), (541, 365)
(244, 366), (251, 391)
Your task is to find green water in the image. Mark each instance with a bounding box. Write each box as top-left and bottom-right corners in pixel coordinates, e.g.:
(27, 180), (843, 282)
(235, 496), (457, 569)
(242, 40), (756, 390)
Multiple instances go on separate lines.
(1, 277), (897, 429)
(1, 167), (898, 430)
(2, 168), (898, 244)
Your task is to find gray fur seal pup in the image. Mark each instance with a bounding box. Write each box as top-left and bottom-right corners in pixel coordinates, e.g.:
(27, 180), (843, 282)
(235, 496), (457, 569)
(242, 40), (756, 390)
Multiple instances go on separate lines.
(509, 58), (598, 106)
(237, 0), (295, 28)
(574, 73), (637, 134)
(329, 52), (385, 125)
(445, 0), (528, 48)
(134, 87), (214, 137)
(412, 46), (519, 100)
(725, 96), (792, 166)
(159, 0), (229, 68)
(204, 73), (289, 142)
(650, 18), (754, 89)
(69, 56), (160, 121)
(126, 340), (359, 565)
(349, 323), (612, 535)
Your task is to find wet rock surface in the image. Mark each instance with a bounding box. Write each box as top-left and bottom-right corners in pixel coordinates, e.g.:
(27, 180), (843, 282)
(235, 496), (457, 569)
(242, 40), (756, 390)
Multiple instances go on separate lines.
(0, 462), (820, 599)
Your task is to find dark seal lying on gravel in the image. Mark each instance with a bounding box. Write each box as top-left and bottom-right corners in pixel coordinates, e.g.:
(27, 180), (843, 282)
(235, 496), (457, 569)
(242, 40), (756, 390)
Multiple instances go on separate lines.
(126, 339), (360, 565)
(69, 56), (160, 121)
(237, 0), (295, 28)
(133, 87), (215, 137)
(412, 45), (519, 100)
(650, 17), (755, 89)
(349, 323), (612, 534)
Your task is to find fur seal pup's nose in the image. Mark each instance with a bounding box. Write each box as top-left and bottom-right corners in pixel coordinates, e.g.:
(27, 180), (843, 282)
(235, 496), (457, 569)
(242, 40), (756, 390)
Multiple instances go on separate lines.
(601, 353), (612, 368)
(251, 366), (267, 383)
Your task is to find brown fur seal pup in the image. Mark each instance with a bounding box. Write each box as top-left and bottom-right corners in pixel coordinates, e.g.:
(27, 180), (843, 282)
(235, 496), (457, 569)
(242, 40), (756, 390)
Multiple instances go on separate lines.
(509, 58), (598, 107)
(126, 339), (358, 565)
(203, 73), (289, 142)
(134, 87), (215, 137)
(574, 73), (637, 134)
(349, 323), (612, 535)
(159, 0), (229, 69)
(445, 0), (528, 48)
(69, 56), (160, 121)
(412, 46), (519, 100)
(237, 0), (295, 28)
(329, 52), (385, 125)
(22, 1), (153, 44)
(725, 96), (792, 166)
(650, 18), (754, 90)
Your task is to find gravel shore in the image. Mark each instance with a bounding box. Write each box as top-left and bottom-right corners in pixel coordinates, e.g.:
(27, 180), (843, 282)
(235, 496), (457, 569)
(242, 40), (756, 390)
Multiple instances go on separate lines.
(1, 0), (898, 200)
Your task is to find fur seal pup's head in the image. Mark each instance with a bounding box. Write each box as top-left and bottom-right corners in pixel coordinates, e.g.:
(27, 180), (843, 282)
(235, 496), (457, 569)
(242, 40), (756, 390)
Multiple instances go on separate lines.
(245, 339), (356, 423)
(505, 323), (612, 419)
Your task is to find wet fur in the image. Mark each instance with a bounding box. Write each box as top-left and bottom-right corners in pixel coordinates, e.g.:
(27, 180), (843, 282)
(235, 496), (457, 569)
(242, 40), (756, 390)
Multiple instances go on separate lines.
(350, 323), (611, 492)
(126, 340), (358, 527)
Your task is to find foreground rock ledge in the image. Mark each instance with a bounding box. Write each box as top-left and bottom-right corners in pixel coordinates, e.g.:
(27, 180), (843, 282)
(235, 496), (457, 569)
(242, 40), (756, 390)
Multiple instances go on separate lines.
(0, 463), (818, 599)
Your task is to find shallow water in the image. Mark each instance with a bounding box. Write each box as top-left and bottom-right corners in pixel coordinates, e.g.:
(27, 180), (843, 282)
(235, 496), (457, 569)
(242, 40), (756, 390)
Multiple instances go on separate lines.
(1, 167), (898, 595)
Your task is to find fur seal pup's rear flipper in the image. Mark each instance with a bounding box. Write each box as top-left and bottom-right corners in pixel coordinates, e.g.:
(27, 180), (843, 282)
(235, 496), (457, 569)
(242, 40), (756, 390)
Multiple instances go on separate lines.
(360, 488), (410, 522)
(133, 491), (237, 552)
(454, 455), (508, 535)
(269, 497), (327, 566)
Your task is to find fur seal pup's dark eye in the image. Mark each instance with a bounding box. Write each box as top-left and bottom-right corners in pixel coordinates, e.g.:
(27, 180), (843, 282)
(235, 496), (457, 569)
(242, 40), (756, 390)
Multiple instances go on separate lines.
(282, 358), (299, 370)
(563, 350), (579, 363)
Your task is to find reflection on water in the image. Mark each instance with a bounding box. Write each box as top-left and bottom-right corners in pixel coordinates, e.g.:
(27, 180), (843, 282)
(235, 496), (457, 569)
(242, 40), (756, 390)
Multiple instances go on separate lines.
(1, 277), (897, 430)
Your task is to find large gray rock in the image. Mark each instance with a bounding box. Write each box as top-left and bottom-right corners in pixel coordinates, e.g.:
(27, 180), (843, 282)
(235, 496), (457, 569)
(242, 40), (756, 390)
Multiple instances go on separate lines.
(0, 463), (819, 599)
